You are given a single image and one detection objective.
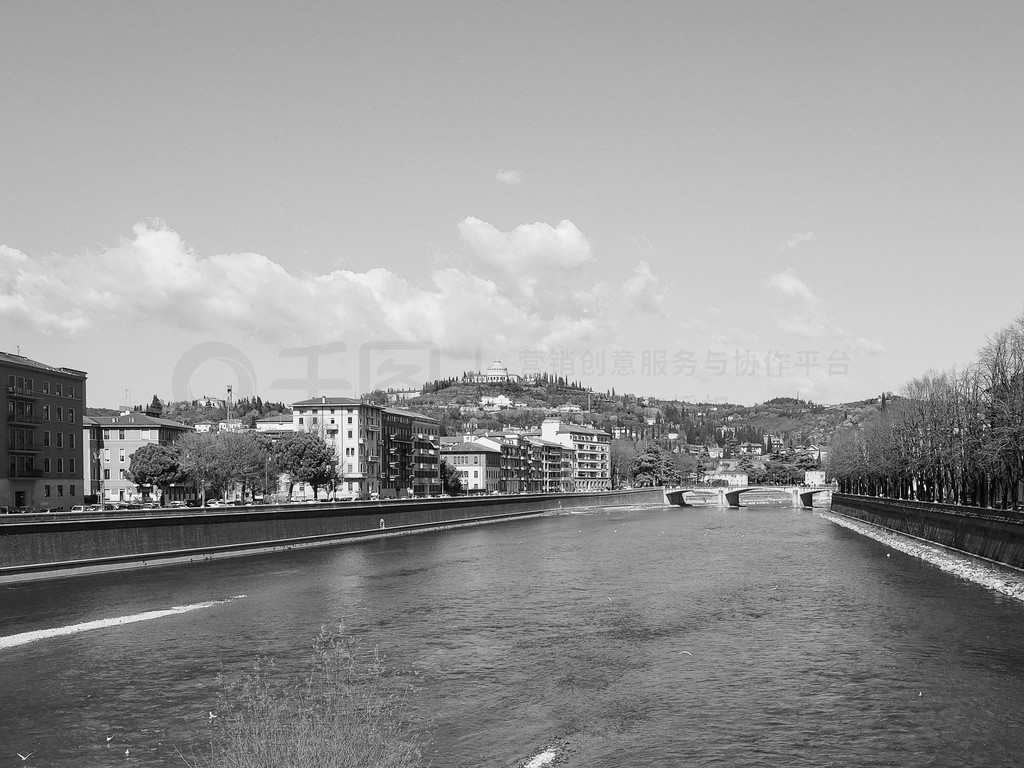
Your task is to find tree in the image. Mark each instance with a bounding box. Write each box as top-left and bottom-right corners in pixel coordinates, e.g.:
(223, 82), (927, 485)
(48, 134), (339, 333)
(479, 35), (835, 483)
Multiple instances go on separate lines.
(440, 459), (463, 495)
(127, 443), (183, 501)
(177, 432), (233, 504)
(610, 439), (640, 487)
(630, 445), (679, 486)
(275, 432), (336, 499)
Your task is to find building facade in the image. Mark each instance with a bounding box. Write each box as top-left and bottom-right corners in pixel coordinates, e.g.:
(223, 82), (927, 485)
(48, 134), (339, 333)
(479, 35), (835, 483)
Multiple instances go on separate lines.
(539, 418), (611, 491)
(290, 397), (440, 499)
(441, 441), (502, 493)
(2, 352), (88, 513)
(84, 408), (195, 504)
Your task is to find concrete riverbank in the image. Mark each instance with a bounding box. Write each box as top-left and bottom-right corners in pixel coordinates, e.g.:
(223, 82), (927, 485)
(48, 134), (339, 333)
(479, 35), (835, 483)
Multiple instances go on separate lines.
(830, 494), (1024, 570)
(0, 488), (665, 582)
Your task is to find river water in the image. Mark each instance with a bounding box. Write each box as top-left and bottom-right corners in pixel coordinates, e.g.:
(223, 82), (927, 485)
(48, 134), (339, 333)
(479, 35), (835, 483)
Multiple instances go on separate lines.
(3, 503), (1024, 767)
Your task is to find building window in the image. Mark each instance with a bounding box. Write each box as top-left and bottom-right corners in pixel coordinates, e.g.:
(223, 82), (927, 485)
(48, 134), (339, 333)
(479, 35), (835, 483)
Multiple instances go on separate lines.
(103, 469), (110, 480)
(348, 431), (353, 439)
(57, 485), (63, 497)
(55, 383), (62, 397)
(56, 406), (63, 421)
(57, 458), (64, 473)
(68, 408), (75, 423)
(347, 417), (353, 424)
(70, 458), (76, 473)
(56, 433), (63, 448)
(69, 433), (75, 449)
(119, 449), (126, 462)
(44, 485), (51, 497)
(44, 458), (51, 472)
(41, 381), (49, 394)
(43, 405), (50, 421)
(104, 448), (110, 462)
(298, 417), (304, 425)
(103, 430), (110, 440)
(68, 385), (74, 398)
(70, 484), (76, 496)
(119, 429), (125, 440)
(43, 431), (50, 447)
(119, 469), (126, 480)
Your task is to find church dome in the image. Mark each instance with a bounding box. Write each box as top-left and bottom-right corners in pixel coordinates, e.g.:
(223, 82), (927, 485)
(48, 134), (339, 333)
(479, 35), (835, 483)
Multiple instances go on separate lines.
(485, 360), (509, 378)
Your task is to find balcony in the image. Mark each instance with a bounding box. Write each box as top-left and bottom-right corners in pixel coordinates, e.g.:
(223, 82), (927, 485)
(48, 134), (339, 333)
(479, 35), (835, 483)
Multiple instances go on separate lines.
(6, 412), (41, 425)
(7, 444), (42, 453)
(9, 467), (45, 478)
(7, 386), (38, 399)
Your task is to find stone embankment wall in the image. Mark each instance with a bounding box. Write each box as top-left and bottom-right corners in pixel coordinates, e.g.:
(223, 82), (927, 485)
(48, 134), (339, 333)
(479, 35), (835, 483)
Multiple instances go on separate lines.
(831, 494), (1024, 570)
(0, 488), (665, 581)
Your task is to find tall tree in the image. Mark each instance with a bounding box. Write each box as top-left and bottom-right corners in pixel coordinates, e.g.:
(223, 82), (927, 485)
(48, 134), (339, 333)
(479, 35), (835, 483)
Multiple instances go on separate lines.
(274, 431), (336, 499)
(127, 443), (183, 502)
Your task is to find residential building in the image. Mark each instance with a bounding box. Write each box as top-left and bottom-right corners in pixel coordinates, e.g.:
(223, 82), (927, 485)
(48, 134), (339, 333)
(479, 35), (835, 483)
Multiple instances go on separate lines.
(475, 432), (532, 493)
(442, 441), (502, 493)
(290, 396), (440, 499)
(255, 415), (296, 433)
(84, 407), (194, 504)
(385, 389), (422, 403)
(381, 406), (441, 498)
(804, 470), (827, 486)
(527, 436), (575, 492)
(2, 352), (87, 512)
(705, 470), (749, 487)
(538, 418), (611, 491)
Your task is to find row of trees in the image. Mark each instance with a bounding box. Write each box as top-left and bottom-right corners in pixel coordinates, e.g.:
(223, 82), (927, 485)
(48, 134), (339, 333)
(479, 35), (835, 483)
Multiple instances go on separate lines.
(128, 431), (337, 503)
(828, 313), (1024, 508)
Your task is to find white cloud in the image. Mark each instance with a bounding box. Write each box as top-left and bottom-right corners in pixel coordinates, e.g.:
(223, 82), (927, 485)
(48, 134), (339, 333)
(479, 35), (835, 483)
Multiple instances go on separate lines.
(495, 169), (522, 184)
(1, 218), (660, 357)
(785, 231), (816, 250)
(767, 269), (819, 304)
(767, 268), (884, 354)
(620, 260), (669, 317)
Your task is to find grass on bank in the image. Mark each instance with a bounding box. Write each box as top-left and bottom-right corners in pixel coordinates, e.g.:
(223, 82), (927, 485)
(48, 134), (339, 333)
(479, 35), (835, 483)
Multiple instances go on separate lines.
(182, 627), (426, 768)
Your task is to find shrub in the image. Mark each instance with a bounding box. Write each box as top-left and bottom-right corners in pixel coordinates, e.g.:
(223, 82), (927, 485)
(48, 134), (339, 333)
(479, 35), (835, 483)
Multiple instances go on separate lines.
(183, 627), (425, 768)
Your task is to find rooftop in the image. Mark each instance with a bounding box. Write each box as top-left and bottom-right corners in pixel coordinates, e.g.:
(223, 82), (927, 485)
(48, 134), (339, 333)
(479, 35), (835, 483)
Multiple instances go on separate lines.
(1, 350), (87, 379)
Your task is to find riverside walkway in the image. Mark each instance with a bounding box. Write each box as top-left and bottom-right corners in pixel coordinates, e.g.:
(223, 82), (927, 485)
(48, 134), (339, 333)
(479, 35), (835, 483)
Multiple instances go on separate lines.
(665, 485), (832, 508)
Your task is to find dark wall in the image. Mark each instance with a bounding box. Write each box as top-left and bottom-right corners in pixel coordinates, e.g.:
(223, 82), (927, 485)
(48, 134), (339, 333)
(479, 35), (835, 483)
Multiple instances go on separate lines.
(831, 494), (1024, 569)
(0, 488), (665, 577)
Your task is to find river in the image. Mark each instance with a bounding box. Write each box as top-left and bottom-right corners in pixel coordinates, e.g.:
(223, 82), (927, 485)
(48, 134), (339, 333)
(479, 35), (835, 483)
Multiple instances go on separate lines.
(2, 503), (1024, 767)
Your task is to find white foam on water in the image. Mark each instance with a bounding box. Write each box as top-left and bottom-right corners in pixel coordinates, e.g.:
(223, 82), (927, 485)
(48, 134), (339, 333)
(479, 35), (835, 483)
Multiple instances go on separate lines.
(0, 594), (247, 650)
(821, 512), (1024, 600)
(524, 749), (556, 768)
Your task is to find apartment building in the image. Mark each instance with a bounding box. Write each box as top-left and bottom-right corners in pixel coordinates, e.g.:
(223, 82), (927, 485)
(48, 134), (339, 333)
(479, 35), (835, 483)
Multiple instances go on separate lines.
(290, 396), (440, 499)
(539, 418), (611, 491)
(84, 407), (194, 504)
(382, 406), (441, 498)
(1, 351), (87, 512)
(441, 441), (502, 493)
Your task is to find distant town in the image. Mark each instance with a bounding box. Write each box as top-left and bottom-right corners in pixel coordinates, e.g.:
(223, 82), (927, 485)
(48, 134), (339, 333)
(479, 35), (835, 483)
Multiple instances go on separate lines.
(3, 354), (862, 513)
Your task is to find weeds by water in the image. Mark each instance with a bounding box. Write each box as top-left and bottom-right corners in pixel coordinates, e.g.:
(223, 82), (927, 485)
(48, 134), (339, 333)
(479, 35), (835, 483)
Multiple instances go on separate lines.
(182, 627), (426, 768)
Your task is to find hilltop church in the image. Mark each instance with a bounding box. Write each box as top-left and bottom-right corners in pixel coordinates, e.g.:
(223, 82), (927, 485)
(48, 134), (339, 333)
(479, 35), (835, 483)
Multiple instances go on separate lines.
(462, 359), (521, 385)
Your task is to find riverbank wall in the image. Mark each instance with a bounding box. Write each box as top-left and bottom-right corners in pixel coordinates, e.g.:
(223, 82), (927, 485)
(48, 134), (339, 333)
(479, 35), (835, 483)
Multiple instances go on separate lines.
(830, 494), (1024, 570)
(0, 488), (665, 582)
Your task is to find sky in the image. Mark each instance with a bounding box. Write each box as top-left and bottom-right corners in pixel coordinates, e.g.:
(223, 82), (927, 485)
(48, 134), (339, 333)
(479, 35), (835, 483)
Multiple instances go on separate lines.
(2, 1), (1023, 408)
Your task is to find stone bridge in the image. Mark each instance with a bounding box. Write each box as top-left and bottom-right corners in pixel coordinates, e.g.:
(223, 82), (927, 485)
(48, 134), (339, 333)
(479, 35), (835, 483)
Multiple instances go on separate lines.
(664, 485), (833, 509)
